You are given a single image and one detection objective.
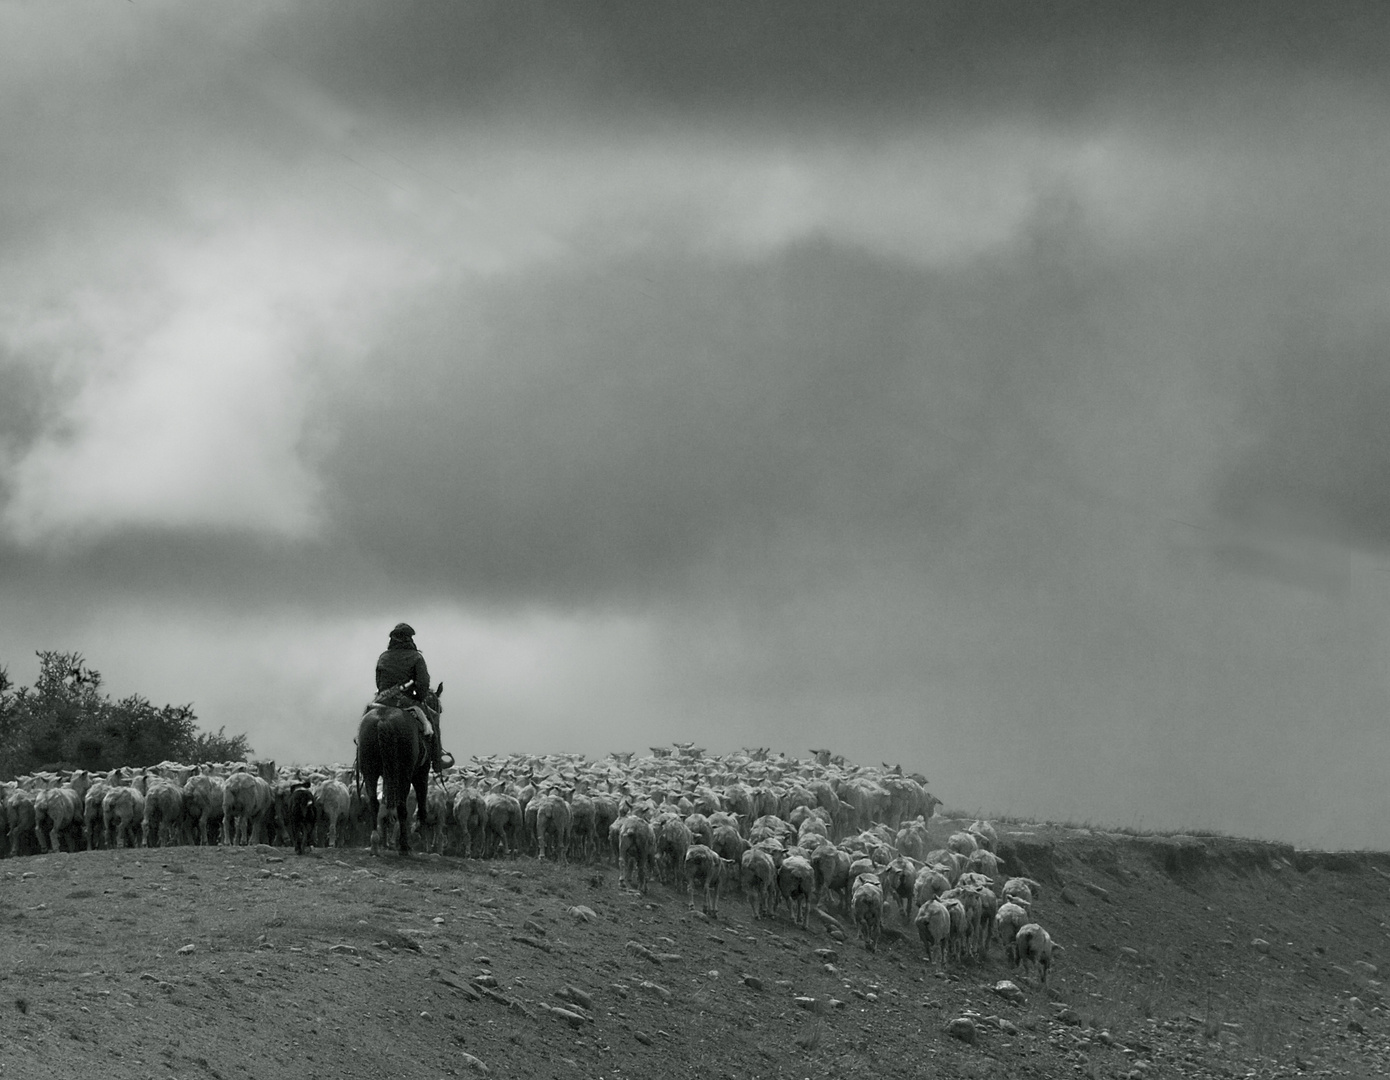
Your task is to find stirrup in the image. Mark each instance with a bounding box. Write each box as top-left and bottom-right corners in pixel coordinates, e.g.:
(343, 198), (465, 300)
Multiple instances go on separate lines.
(438, 750), (455, 769)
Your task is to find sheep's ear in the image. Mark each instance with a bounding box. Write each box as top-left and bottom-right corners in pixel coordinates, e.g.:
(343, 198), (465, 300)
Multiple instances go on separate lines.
(435, 682), (444, 696)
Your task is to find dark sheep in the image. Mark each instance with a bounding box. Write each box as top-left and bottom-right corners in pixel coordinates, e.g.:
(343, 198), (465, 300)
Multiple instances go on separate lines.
(289, 784), (318, 855)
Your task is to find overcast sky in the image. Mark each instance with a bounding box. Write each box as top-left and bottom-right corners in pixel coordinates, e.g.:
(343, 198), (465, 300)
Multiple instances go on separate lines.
(4, 2), (1390, 848)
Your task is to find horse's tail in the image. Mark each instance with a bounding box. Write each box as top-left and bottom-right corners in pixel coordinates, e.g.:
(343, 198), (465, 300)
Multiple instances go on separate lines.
(377, 711), (410, 813)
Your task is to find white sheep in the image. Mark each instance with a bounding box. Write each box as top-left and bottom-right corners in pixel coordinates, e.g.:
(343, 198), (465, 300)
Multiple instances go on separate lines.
(778, 853), (816, 928)
(851, 873), (884, 951)
(994, 901), (1031, 964)
(1014, 922), (1060, 983)
(940, 895), (969, 961)
(966, 818), (998, 851)
(912, 865), (951, 910)
(925, 848), (966, 884)
(914, 898), (951, 965)
(1001, 876), (1043, 906)
(684, 843), (726, 916)
(966, 847), (1005, 883)
(741, 846), (777, 919)
(947, 830), (979, 856)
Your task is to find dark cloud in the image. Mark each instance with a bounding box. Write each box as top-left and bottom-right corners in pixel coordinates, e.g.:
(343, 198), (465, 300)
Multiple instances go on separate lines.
(1216, 320), (1390, 555)
(0, 531), (350, 610)
(0, 358), (53, 470)
(265, 1), (1390, 122)
(317, 229), (1096, 604)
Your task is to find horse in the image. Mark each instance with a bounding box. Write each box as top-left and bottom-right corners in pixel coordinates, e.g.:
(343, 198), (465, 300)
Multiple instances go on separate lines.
(355, 683), (443, 856)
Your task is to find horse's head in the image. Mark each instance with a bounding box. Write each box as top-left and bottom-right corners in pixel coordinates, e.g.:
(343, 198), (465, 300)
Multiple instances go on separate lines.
(423, 682), (444, 713)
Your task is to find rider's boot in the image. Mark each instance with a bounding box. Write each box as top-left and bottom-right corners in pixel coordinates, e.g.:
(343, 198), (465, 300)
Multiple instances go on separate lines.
(431, 715), (453, 771)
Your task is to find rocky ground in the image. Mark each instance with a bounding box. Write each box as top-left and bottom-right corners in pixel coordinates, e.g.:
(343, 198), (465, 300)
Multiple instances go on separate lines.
(1, 818), (1389, 1079)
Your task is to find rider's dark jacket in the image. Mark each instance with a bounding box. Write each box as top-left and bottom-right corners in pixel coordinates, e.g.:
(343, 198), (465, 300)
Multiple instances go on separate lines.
(376, 631), (430, 703)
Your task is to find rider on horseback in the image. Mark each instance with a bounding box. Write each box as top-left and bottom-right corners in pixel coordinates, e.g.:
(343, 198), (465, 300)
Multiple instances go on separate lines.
(375, 622), (453, 772)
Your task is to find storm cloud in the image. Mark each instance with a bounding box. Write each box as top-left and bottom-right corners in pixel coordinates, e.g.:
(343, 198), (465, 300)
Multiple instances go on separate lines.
(4, 2), (1390, 848)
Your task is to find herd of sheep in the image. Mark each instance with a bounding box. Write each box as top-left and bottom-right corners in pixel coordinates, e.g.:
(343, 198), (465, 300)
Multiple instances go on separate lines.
(0, 743), (1058, 981)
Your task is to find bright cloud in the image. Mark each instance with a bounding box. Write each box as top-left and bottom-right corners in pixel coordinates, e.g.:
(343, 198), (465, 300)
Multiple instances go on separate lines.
(0, 206), (428, 544)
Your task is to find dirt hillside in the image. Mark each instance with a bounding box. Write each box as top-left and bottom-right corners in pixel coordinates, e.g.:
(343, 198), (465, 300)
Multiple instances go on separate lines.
(2, 817), (1389, 1080)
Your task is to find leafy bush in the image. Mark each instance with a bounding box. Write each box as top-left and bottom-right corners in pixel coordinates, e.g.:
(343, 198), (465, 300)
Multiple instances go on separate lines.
(0, 651), (251, 777)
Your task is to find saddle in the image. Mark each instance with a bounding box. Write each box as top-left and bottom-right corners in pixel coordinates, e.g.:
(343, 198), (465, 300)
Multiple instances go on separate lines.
(367, 689), (435, 742)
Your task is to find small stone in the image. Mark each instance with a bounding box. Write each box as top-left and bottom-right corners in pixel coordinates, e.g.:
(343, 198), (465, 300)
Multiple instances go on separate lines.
(1055, 1008), (1082, 1026)
(557, 985), (594, 1011)
(634, 1031), (653, 1046)
(548, 1006), (586, 1028)
(998, 1018), (1020, 1035)
(176, 944), (195, 955)
(742, 975), (764, 991)
(419, 1010), (432, 1020)
(1349, 1018), (1365, 1034)
(1118, 946), (1139, 960)
(432, 917), (445, 925)
(1355, 961), (1379, 977)
(947, 1017), (977, 1044)
(991, 980), (1025, 1004)
(567, 905), (598, 922)
(329, 944), (358, 955)
(626, 941), (660, 964)
(460, 1051), (489, 1073)
(1251, 938), (1270, 953)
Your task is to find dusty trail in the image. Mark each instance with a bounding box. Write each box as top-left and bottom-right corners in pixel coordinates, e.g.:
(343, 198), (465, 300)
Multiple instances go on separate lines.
(1, 821), (1388, 1079)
